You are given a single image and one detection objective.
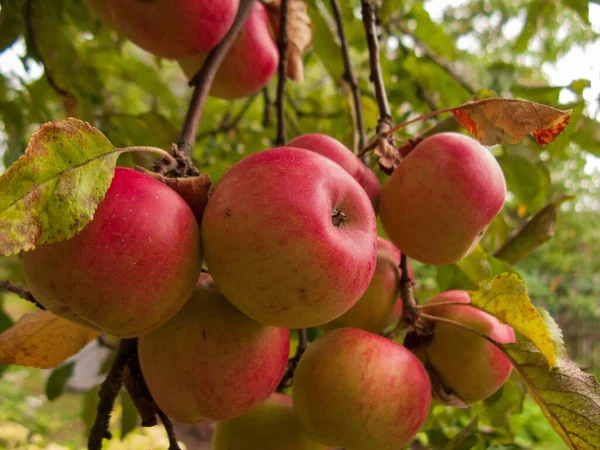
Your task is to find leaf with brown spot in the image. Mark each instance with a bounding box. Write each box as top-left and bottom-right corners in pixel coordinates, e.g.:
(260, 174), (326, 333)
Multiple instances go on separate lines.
(451, 99), (571, 146)
(264, 0), (312, 82)
(504, 341), (600, 450)
(0, 119), (121, 256)
(0, 310), (100, 369)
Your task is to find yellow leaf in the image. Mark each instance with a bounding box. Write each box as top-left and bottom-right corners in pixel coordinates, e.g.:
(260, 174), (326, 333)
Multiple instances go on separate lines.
(469, 274), (558, 369)
(0, 310), (101, 368)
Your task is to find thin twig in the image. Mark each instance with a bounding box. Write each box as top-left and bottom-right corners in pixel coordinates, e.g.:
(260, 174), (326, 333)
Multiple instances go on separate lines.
(0, 280), (46, 310)
(262, 88), (273, 128)
(275, 0), (290, 146)
(196, 94), (259, 140)
(88, 339), (136, 450)
(277, 329), (308, 390)
(178, 0), (258, 154)
(330, 0), (366, 152)
(157, 409), (182, 450)
(390, 253), (417, 336)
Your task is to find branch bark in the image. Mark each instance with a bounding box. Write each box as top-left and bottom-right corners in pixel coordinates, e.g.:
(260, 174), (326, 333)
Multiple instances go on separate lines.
(0, 280), (46, 310)
(330, 0), (366, 151)
(275, 0), (290, 146)
(177, 0), (258, 154)
(277, 328), (308, 390)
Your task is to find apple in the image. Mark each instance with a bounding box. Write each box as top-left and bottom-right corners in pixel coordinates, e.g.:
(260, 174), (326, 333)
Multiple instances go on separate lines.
(319, 237), (412, 333)
(379, 132), (506, 265)
(139, 287), (290, 423)
(293, 328), (431, 450)
(178, 2), (278, 99)
(287, 134), (381, 208)
(94, 0), (240, 59)
(212, 394), (330, 450)
(201, 147), (378, 328)
(22, 167), (201, 338)
(415, 290), (516, 404)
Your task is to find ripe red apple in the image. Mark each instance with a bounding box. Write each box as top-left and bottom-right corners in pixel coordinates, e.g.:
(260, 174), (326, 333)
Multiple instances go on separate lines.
(212, 394), (330, 450)
(22, 167), (201, 338)
(380, 132), (506, 265)
(319, 237), (412, 333)
(287, 134), (381, 208)
(94, 0), (240, 59)
(415, 290), (516, 404)
(293, 328), (431, 450)
(201, 147), (378, 328)
(178, 2), (278, 99)
(139, 287), (290, 423)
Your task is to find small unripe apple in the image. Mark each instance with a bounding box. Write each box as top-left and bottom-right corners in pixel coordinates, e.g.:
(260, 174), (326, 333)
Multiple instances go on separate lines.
(287, 134), (381, 208)
(212, 394), (330, 450)
(380, 132), (506, 265)
(319, 237), (412, 333)
(94, 0), (240, 59)
(139, 288), (290, 423)
(415, 290), (516, 404)
(293, 328), (431, 450)
(22, 168), (201, 338)
(178, 2), (278, 99)
(202, 147), (378, 328)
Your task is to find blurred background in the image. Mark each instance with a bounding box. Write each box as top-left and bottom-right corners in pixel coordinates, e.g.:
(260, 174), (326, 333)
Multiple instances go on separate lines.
(0, 0), (599, 448)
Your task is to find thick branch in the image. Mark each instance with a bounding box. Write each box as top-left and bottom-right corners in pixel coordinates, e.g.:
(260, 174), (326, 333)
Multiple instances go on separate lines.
(275, 0), (290, 146)
(88, 339), (136, 450)
(277, 329), (308, 390)
(360, 0), (392, 131)
(330, 0), (366, 151)
(0, 280), (46, 310)
(178, 0), (258, 154)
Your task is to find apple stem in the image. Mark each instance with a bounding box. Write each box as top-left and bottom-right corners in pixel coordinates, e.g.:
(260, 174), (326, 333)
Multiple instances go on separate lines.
(415, 302), (475, 311)
(278, 328), (309, 391)
(419, 312), (503, 348)
(330, 0), (366, 152)
(0, 280), (46, 310)
(275, 0), (290, 146)
(119, 146), (177, 165)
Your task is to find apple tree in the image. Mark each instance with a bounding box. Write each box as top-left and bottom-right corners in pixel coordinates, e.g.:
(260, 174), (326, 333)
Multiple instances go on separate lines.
(0, 0), (599, 449)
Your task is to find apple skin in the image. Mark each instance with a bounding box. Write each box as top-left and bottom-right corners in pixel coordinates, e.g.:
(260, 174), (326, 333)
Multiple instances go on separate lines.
(139, 288), (290, 423)
(178, 2), (278, 99)
(379, 132), (506, 265)
(213, 394), (331, 450)
(416, 290), (516, 404)
(101, 0), (240, 59)
(202, 147), (378, 328)
(293, 328), (431, 450)
(86, 0), (121, 31)
(287, 134), (381, 209)
(319, 237), (412, 333)
(22, 167), (201, 338)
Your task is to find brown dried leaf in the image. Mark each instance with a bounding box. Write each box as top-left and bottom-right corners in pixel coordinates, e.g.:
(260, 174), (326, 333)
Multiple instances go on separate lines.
(0, 310), (100, 369)
(451, 99), (571, 146)
(374, 137), (401, 174)
(264, 0), (312, 82)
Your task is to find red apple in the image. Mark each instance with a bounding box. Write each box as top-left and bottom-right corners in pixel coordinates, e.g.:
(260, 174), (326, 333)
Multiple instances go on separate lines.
(293, 328), (431, 450)
(22, 168), (201, 338)
(201, 147), (378, 328)
(139, 287), (290, 423)
(98, 0), (240, 59)
(178, 2), (278, 99)
(287, 134), (381, 208)
(416, 290), (516, 403)
(212, 394), (330, 450)
(380, 132), (506, 265)
(319, 237), (412, 333)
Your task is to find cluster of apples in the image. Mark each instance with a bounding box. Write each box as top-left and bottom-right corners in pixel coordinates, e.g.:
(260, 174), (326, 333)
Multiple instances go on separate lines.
(87, 0), (278, 99)
(21, 131), (514, 449)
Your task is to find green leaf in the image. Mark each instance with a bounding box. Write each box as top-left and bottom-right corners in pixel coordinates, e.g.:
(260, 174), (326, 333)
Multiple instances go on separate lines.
(504, 341), (600, 450)
(45, 361), (75, 401)
(380, 0), (402, 25)
(0, 0), (24, 54)
(120, 390), (138, 440)
(0, 119), (120, 256)
(494, 196), (575, 264)
(469, 274), (560, 369)
(499, 154), (550, 214)
(441, 416), (479, 450)
(305, 0), (345, 81)
(484, 375), (526, 430)
(572, 115), (600, 157)
(82, 386), (100, 434)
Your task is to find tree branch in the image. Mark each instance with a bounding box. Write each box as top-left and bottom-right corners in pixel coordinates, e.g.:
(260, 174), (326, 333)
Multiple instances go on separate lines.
(330, 0), (366, 151)
(262, 88), (273, 128)
(88, 339), (136, 450)
(277, 329), (308, 390)
(177, 0), (258, 154)
(275, 0), (290, 146)
(156, 409), (182, 450)
(0, 280), (46, 310)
